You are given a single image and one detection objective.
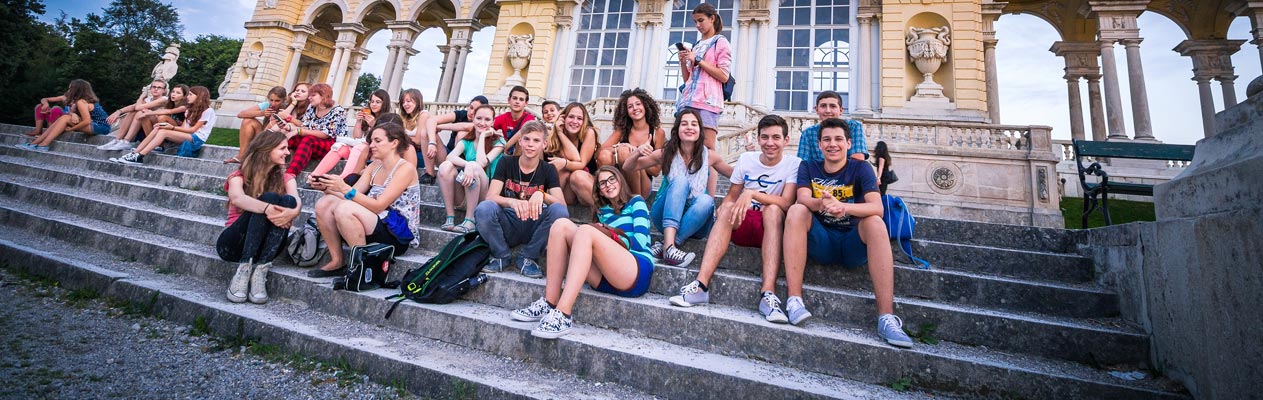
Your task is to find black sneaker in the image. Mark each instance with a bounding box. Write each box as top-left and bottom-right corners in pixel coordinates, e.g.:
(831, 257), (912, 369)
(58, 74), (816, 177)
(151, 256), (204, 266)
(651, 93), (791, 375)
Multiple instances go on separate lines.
(660, 244), (696, 267)
(419, 173), (436, 185)
(116, 152), (144, 165)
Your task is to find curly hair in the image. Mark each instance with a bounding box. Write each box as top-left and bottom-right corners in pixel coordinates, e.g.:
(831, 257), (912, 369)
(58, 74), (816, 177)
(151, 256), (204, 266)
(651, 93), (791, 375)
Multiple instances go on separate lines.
(612, 88), (659, 139)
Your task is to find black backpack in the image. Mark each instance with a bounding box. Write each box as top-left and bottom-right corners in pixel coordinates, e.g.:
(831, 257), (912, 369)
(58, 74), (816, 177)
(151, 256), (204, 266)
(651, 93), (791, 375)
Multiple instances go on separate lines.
(384, 232), (490, 319)
(334, 243), (395, 292)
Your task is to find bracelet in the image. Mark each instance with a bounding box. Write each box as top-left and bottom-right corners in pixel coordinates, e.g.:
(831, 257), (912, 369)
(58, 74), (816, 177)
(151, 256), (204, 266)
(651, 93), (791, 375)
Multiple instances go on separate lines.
(428, 142), (437, 146)
(344, 188), (357, 200)
(264, 204), (272, 214)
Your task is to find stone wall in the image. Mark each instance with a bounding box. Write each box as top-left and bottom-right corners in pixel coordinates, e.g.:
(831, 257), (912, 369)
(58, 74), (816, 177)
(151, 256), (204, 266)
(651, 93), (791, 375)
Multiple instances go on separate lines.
(1086, 90), (1263, 399)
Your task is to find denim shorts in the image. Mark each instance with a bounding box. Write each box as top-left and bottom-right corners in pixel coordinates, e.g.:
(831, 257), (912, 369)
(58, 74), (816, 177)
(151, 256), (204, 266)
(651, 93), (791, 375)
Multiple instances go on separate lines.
(595, 254), (654, 297)
(806, 215), (868, 268)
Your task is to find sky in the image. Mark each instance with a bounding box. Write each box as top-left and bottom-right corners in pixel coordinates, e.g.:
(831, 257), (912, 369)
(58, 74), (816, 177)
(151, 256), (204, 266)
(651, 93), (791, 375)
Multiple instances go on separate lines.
(42, 1), (1262, 145)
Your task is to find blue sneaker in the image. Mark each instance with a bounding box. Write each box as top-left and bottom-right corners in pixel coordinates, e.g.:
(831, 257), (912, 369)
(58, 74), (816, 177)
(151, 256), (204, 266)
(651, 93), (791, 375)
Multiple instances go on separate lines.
(669, 280), (709, 307)
(878, 314), (915, 348)
(758, 292), (789, 324)
(519, 257), (543, 278)
(483, 256), (509, 273)
(786, 296), (812, 325)
(31, 145), (50, 152)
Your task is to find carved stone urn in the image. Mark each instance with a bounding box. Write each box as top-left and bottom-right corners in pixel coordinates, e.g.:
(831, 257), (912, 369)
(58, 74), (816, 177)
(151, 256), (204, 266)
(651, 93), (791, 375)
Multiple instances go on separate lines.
(906, 26), (951, 101)
(505, 34), (534, 87)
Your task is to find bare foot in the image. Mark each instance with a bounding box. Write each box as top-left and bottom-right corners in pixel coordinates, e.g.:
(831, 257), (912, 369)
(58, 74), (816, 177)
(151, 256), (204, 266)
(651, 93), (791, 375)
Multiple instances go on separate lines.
(24, 129), (41, 137)
(224, 156), (241, 164)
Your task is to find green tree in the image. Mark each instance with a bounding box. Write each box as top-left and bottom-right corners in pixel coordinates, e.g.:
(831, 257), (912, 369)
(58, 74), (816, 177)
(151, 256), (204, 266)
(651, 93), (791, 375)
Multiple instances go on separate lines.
(55, 0), (183, 112)
(352, 73), (381, 106)
(179, 35), (244, 99)
(0, 0), (72, 124)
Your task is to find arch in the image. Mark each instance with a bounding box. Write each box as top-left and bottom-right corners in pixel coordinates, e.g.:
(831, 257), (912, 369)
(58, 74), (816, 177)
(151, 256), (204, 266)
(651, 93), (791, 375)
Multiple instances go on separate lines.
(1000, 10), (1065, 40)
(409, 0), (462, 21)
(353, 0), (401, 23)
(1141, 7), (1193, 39)
(465, 0), (497, 20)
(303, 0), (351, 24)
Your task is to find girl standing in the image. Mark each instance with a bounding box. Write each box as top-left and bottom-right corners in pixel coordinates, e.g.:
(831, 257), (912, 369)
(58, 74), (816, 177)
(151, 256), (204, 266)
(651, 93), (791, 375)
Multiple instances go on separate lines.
(675, 3), (732, 150)
(218, 130), (302, 304)
(873, 141), (894, 195)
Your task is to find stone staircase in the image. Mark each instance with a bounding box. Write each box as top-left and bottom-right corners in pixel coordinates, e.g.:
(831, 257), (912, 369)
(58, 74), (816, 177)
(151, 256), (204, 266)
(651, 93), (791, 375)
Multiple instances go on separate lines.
(0, 123), (1187, 399)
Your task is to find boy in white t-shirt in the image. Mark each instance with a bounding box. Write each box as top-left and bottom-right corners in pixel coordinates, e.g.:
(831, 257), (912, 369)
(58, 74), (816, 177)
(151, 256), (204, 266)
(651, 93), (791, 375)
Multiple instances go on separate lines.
(669, 115), (802, 322)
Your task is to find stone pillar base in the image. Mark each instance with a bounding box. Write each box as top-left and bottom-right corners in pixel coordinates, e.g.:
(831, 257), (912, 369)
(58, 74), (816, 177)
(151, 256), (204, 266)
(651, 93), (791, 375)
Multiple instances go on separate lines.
(214, 94), (265, 129)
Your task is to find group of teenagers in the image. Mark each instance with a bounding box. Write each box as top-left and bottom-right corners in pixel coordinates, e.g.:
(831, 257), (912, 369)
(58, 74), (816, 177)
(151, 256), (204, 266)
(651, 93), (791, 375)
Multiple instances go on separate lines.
(21, 2), (909, 348)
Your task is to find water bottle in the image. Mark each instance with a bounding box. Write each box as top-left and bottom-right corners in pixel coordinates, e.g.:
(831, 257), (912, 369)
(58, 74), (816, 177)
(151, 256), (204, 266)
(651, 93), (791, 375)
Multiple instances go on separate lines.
(467, 273), (488, 289)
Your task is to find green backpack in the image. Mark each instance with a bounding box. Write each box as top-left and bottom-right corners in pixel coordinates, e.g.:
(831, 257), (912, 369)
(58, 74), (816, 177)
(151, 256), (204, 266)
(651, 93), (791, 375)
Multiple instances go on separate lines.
(384, 231), (490, 319)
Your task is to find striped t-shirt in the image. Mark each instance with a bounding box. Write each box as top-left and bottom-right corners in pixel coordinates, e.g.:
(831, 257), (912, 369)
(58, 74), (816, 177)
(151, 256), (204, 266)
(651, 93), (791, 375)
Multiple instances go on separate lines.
(598, 195), (653, 263)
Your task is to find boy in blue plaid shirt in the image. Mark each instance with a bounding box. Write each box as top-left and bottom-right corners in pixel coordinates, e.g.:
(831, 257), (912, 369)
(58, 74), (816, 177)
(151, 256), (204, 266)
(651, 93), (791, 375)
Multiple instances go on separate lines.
(796, 91), (867, 163)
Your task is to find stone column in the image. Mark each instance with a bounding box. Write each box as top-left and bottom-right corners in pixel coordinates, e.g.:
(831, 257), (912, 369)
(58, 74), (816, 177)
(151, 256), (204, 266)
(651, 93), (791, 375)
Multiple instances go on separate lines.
(736, 19), (752, 103)
(283, 30), (312, 89)
(380, 46), (401, 92)
(1099, 40), (1128, 140)
(435, 44), (456, 102)
(984, 38), (1001, 123)
(627, 21), (649, 93)
(855, 16), (874, 114)
(1120, 38), (1154, 141)
(752, 20), (773, 109)
(328, 24), (366, 98)
(1194, 76), (1216, 137)
(387, 47), (413, 98)
(1230, 2), (1263, 68)
(1220, 76), (1238, 108)
(548, 20), (574, 100)
(341, 48), (369, 105)
(450, 45), (472, 102)
(1086, 75), (1107, 141)
(324, 47), (345, 86)
(1065, 75), (1086, 141)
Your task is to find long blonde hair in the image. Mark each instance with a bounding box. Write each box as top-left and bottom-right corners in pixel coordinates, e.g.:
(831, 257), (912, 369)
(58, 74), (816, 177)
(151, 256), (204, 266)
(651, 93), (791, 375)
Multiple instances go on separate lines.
(545, 102), (593, 158)
(399, 89), (424, 131)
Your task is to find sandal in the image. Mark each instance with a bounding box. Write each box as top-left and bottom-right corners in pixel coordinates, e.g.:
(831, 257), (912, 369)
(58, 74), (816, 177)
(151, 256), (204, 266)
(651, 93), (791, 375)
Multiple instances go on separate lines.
(454, 218), (476, 234)
(223, 156), (242, 164)
(441, 216), (456, 231)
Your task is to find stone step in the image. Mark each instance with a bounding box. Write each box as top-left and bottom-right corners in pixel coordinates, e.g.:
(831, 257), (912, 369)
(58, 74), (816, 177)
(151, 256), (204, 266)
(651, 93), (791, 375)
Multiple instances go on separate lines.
(0, 175), (1148, 366)
(0, 143), (1101, 292)
(0, 202), (942, 400)
(915, 217), (1080, 254)
(0, 155), (1123, 323)
(0, 202), (1185, 399)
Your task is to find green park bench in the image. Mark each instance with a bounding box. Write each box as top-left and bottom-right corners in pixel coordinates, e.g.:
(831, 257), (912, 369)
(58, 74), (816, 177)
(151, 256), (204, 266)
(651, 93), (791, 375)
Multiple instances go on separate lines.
(1072, 139), (1196, 228)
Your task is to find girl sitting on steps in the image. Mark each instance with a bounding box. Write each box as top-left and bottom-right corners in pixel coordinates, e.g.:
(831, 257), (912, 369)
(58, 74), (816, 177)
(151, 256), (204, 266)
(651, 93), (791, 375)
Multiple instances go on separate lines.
(218, 129), (302, 304)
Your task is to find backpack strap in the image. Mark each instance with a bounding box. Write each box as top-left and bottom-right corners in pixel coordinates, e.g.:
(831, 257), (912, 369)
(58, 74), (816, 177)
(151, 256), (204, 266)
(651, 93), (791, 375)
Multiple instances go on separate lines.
(899, 239), (931, 269)
(384, 297), (408, 319)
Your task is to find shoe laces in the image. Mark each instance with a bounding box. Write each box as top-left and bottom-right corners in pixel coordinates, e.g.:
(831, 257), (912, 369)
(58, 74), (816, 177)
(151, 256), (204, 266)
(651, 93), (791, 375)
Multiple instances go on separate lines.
(762, 293), (783, 311)
(879, 314), (904, 332)
(523, 297), (550, 316)
(680, 280), (702, 295)
(539, 310), (569, 331)
(665, 245), (688, 262)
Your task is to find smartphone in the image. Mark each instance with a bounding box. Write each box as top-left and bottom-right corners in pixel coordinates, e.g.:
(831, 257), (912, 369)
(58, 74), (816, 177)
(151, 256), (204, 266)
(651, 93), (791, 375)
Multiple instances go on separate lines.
(675, 42), (687, 51)
(271, 113), (285, 125)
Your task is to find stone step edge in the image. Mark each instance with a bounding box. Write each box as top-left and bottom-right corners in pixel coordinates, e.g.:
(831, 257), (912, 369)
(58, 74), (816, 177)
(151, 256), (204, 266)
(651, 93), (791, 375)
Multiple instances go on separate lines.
(0, 197), (1155, 376)
(0, 207), (1183, 400)
(0, 149), (1100, 291)
(0, 219), (927, 400)
(0, 239), (650, 400)
(0, 174), (1136, 339)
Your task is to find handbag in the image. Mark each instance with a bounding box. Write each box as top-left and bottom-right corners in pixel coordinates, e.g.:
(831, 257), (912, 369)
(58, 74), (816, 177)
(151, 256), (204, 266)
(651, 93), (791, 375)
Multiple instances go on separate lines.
(881, 169), (899, 185)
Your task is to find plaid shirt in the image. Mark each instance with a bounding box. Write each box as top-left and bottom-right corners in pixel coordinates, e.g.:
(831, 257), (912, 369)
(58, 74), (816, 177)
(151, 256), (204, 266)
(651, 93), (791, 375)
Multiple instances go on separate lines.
(796, 119), (868, 163)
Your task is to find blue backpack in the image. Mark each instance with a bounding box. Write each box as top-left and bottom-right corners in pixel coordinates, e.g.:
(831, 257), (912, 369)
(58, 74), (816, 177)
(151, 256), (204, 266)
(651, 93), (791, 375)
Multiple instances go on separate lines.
(882, 195), (930, 269)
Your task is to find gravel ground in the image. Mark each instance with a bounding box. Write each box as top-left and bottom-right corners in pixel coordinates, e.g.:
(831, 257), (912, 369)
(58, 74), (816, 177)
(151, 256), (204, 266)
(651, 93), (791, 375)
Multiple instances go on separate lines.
(0, 268), (415, 400)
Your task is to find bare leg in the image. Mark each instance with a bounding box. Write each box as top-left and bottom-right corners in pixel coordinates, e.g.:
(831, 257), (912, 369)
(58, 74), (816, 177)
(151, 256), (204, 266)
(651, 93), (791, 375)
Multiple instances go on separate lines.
(569, 170), (595, 207)
(314, 195), (345, 271)
(31, 115), (72, 146)
(333, 200), (380, 247)
(438, 161), (459, 218)
(123, 114), (151, 142)
(231, 118), (263, 161)
(758, 205), (786, 292)
(114, 113), (137, 141)
(783, 204), (813, 297)
(694, 201), (737, 286)
(462, 164), (488, 221)
(557, 170), (575, 205)
(857, 215), (895, 315)
(544, 219), (579, 305)
(554, 225), (640, 314)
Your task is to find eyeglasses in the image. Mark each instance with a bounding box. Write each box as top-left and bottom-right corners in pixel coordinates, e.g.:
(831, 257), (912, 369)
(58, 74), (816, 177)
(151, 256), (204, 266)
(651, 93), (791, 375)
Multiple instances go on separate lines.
(598, 175), (619, 188)
(151, 85), (167, 89)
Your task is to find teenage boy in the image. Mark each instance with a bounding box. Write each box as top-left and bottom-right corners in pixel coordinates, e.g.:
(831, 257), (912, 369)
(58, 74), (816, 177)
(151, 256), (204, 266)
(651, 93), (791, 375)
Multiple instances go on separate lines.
(796, 91), (867, 163)
(669, 115), (802, 321)
(496, 86), (537, 154)
(782, 118), (913, 348)
(475, 121), (568, 278)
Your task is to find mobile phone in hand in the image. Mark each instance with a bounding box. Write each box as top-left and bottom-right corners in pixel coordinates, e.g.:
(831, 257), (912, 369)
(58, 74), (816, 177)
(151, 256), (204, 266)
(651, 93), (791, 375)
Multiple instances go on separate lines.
(675, 42), (687, 51)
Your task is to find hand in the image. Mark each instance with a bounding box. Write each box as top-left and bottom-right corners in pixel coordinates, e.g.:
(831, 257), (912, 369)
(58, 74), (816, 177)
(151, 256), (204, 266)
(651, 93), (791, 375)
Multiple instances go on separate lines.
(318, 174), (349, 195)
(137, 109), (152, 118)
(107, 113), (119, 125)
(820, 191), (848, 218)
(677, 50), (693, 65)
(265, 204), (291, 227)
(363, 113), (375, 126)
(636, 142), (653, 158)
(457, 170), (474, 187)
(39, 99), (49, 110)
(744, 132), (757, 152)
(730, 193), (755, 227)
(306, 174), (327, 191)
(67, 114), (81, 125)
(425, 142), (438, 158)
(549, 157), (568, 171)
(263, 108), (276, 118)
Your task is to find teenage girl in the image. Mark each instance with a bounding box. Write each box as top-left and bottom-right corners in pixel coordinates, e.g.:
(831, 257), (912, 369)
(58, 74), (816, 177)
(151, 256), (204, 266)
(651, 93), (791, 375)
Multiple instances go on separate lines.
(219, 129), (301, 304)
(23, 79), (110, 151)
(597, 88), (667, 200)
(438, 105), (505, 233)
(226, 86), (289, 164)
(544, 102), (598, 207)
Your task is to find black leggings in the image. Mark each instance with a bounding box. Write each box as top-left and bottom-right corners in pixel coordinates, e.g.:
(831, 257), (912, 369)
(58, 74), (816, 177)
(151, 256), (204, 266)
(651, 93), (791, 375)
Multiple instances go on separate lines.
(216, 192), (298, 264)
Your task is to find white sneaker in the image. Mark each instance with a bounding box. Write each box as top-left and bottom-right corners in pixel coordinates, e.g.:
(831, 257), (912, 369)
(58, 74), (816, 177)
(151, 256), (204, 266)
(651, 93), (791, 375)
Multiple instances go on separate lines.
(95, 139), (119, 150)
(107, 139), (132, 151)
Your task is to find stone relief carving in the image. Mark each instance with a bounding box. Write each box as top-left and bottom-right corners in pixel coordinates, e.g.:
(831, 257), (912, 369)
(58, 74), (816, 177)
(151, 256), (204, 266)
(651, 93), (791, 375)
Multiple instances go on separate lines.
(151, 44), (181, 82)
(1037, 1), (1063, 26)
(238, 50), (262, 92)
(906, 26), (951, 101)
(1038, 167), (1049, 202)
(932, 167), (957, 191)
(264, 0), (277, 9)
(504, 34), (534, 87)
(218, 63), (236, 97)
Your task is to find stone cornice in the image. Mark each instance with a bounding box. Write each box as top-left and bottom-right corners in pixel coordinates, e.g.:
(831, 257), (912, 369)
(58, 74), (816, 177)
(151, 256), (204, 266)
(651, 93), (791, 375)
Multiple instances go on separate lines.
(244, 20), (293, 30)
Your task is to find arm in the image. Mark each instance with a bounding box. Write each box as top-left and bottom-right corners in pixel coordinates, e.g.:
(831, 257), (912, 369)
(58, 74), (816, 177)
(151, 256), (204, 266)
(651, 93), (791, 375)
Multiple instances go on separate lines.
(678, 50), (693, 83)
(623, 147), (663, 172)
(876, 159), (886, 176)
(839, 192), (885, 218)
(697, 38), (732, 82)
(412, 112), (430, 145)
(437, 122), (474, 132)
(795, 186), (825, 212)
(237, 105), (268, 119)
(169, 118), (206, 134)
(328, 166), (417, 214)
(152, 106), (187, 116)
(226, 176), (275, 214)
(645, 128), (668, 176)
(265, 177), (303, 228)
(67, 100), (93, 132)
(447, 140), (468, 167)
(425, 112), (456, 144)
(708, 151), (734, 178)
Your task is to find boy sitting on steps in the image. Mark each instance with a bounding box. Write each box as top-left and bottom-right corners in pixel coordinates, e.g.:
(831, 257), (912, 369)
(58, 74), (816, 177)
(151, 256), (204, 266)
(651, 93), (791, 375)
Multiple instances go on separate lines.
(668, 115), (801, 325)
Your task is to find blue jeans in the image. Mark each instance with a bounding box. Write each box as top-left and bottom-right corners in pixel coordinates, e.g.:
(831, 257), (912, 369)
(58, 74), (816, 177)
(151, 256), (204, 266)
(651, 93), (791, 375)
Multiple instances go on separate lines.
(650, 176), (714, 246)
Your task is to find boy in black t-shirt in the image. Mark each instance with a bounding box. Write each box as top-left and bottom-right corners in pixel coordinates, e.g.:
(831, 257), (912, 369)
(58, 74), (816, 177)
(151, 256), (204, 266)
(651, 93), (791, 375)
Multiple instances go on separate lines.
(474, 121), (569, 278)
(782, 118), (914, 348)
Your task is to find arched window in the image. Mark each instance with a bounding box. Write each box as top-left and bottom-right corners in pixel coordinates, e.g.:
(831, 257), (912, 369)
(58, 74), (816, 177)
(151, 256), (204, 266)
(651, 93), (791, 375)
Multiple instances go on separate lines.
(661, 0), (737, 101)
(569, 0), (637, 102)
(774, 0), (851, 111)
